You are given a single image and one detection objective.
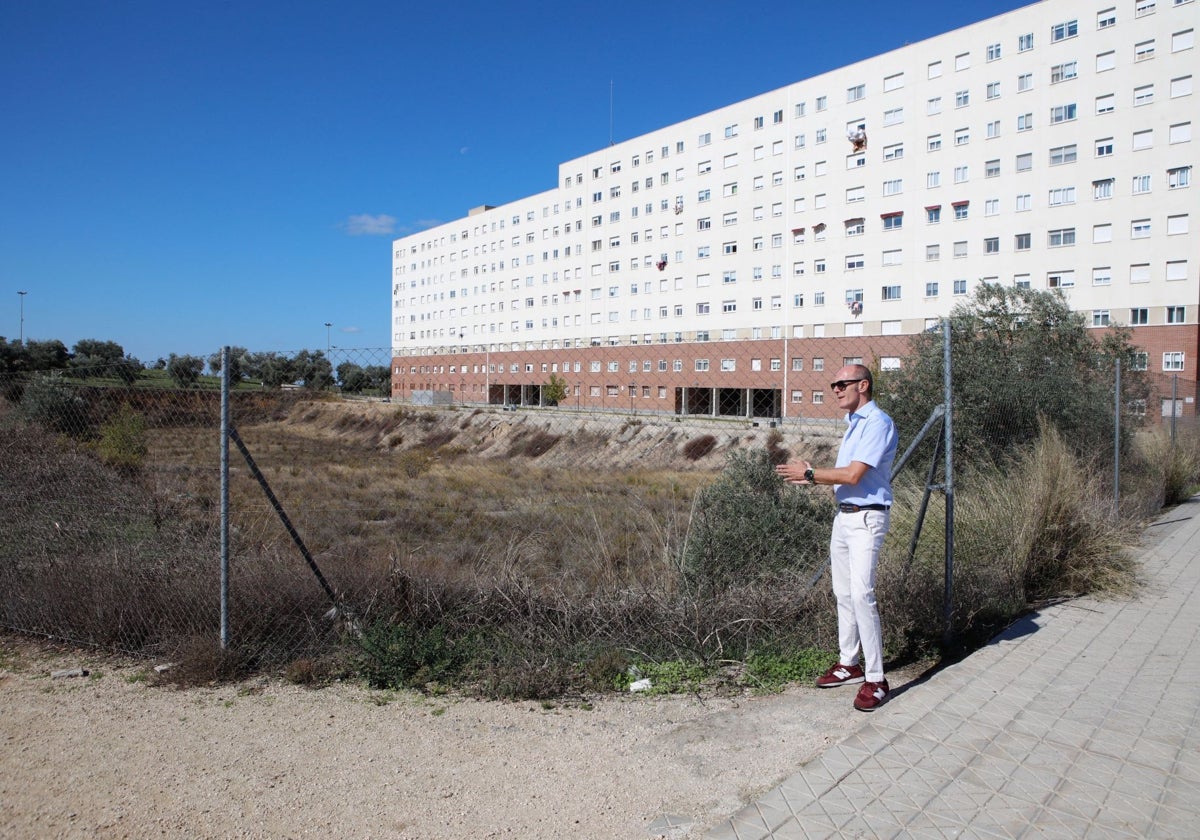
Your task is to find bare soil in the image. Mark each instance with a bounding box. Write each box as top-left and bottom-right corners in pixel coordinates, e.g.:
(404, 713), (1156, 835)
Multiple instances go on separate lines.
(0, 637), (928, 839)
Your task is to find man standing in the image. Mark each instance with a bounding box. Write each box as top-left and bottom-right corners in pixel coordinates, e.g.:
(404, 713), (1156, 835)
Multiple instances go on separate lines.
(776, 363), (898, 711)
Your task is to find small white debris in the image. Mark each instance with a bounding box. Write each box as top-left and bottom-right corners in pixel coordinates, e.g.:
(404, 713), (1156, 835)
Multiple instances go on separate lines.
(629, 678), (652, 693)
(51, 667), (88, 679)
(153, 663), (177, 674)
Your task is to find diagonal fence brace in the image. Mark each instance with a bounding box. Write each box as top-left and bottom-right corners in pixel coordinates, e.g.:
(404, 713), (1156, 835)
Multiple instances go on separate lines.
(228, 425), (341, 614)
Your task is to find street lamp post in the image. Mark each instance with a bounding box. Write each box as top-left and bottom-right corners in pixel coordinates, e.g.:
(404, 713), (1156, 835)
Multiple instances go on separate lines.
(324, 322), (332, 353)
(18, 291), (27, 345)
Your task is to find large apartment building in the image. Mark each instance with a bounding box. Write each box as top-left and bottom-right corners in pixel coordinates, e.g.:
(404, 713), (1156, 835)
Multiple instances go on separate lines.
(392, 0), (1197, 420)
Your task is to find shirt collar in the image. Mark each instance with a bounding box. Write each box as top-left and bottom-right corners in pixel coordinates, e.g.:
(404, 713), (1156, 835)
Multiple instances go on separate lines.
(846, 399), (877, 423)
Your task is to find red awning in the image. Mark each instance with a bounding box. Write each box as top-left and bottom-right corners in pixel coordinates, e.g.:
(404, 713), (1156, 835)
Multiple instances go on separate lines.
(924, 204), (941, 211)
(791, 227), (805, 234)
(951, 200), (969, 207)
(880, 211), (903, 218)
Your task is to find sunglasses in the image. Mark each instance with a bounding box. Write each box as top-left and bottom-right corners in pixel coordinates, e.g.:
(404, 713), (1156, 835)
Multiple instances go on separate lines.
(830, 378), (866, 391)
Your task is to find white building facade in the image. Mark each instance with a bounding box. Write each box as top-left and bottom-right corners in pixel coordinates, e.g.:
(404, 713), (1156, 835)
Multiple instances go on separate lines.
(393, 0), (1196, 419)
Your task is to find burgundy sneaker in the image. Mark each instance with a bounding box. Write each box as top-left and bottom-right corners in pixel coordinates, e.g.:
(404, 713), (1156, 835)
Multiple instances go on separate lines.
(853, 680), (890, 711)
(815, 662), (865, 688)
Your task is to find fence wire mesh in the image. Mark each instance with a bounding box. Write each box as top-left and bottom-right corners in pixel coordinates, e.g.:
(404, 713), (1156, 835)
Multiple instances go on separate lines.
(1, 334), (1193, 674)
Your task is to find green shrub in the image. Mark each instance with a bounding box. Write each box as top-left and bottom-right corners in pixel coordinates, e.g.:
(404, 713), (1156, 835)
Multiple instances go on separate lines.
(96, 402), (148, 471)
(20, 372), (86, 434)
(682, 449), (834, 591)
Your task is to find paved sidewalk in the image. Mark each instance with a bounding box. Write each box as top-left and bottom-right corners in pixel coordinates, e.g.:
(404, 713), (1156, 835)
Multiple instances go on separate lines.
(706, 498), (1200, 839)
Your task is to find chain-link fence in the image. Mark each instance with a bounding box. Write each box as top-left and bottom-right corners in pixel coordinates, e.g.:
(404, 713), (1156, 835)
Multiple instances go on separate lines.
(2, 328), (1194, 676)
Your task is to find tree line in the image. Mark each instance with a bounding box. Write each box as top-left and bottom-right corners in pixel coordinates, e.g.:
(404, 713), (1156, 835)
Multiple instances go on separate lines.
(0, 338), (389, 393)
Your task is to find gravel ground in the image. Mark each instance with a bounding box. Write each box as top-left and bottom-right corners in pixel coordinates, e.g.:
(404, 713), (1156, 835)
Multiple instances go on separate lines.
(0, 637), (927, 839)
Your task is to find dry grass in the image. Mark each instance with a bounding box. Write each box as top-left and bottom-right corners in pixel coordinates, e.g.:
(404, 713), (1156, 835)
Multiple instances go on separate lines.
(1, 390), (1174, 697)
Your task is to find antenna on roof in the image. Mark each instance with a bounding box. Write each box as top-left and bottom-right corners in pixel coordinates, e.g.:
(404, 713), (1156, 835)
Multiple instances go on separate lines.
(609, 79), (615, 146)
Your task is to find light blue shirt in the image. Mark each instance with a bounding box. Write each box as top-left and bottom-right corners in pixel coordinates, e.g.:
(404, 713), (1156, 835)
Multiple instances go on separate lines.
(834, 400), (898, 506)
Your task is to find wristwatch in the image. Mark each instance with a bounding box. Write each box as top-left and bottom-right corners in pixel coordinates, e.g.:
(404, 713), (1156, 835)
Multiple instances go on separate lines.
(804, 468), (815, 483)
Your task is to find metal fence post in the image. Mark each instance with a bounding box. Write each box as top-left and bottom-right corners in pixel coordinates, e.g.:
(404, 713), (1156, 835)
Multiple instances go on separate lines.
(220, 346), (230, 650)
(1171, 373), (1178, 447)
(942, 318), (954, 649)
(1114, 358), (1121, 517)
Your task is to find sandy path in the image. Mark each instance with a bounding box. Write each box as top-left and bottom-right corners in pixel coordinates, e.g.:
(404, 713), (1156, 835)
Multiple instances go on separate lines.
(0, 638), (895, 839)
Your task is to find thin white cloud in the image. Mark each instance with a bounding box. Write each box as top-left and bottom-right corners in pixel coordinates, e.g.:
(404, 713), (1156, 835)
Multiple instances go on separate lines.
(342, 213), (397, 236)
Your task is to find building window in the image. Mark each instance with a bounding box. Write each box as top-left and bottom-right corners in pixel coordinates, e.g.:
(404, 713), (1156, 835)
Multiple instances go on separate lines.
(1093, 267), (1112, 286)
(1018, 72), (1033, 92)
(1168, 167), (1191, 189)
(1048, 187), (1076, 205)
(882, 213), (903, 230)
(953, 279), (968, 295)
(985, 237), (1000, 254)
(1048, 271), (1076, 288)
(1019, 33), (1034, 52)
(1132, 174), (1152, 193)
(1016, 152), (1033, 172)
(1135, 40), (1155, 61)
(1017, 113), (1033, 132)
(926, 281), (939, 297)
(926, 243), (941, 260)
(987, 42), (1001, 61)
(1132, 219), (1152, 239)
(1097, 51), (1116, 72)
(1048, 228), (1076, 247)
(927, 206), (941, 223)
(1094, 179), (1114, 199)
(1015, 233), (1031, 250)
(1051, 62), (1078, 83)
(1163, 352), (1184, 372)
(985, 159), (1000, 178)
(1016, 193), (1032, 212)
(1092, 310), (1111, 327)
(1050, 103), (1078, 123)
(1096, 94), (1115, 114)
(986, 82), (1001, 100)
(954, 201), (969, 220)
(1051, 20), (1079, 42)
(1134, 85), (1155, 107)
(882, 285), (902, 300)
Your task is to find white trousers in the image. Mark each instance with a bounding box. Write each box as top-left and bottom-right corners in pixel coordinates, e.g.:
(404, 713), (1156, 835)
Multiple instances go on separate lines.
(830, 509), (889, 683)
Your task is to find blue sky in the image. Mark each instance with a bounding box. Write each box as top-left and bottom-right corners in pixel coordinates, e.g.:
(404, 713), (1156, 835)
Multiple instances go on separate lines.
(1, 0), (1023, 364)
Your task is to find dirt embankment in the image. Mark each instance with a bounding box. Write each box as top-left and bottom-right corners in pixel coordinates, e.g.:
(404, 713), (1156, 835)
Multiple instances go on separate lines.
(274, 400), (839, 472)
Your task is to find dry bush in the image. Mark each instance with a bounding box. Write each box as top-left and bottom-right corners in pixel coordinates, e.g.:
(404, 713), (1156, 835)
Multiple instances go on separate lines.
(1133, 427), (1200, 509)
(682, 434), (717, 460)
